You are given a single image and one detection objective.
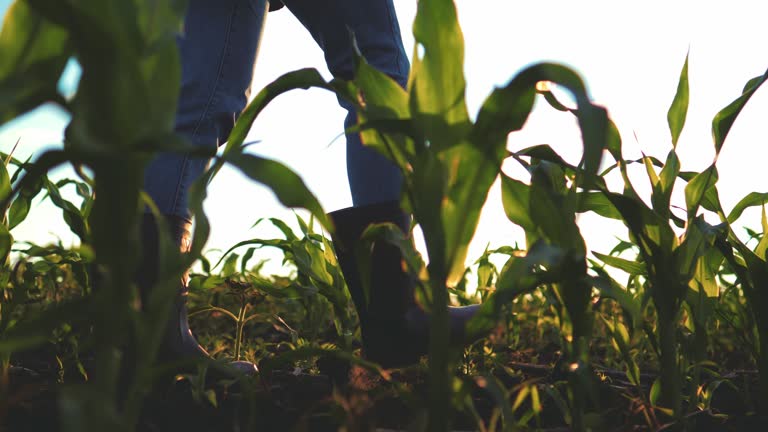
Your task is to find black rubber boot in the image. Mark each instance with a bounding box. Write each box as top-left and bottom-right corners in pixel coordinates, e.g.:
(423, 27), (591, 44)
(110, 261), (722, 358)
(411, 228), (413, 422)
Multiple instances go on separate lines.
(138, 213), (257, 374)
(329, 201), (480, 368)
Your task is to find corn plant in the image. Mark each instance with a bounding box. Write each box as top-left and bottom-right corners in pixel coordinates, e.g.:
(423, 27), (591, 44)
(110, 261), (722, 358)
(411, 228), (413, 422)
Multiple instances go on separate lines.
(586, 55), (724, 418)
(704, 189), (768, 411)
(188, 213), (355, 364)
(492, 153), (608, 428)
(350, 1), (610, 427)
(585, 57), (768, 419)
(686, 67), (768, 410)
(208, 6), (603, 416)
(0, 1), (331, 430)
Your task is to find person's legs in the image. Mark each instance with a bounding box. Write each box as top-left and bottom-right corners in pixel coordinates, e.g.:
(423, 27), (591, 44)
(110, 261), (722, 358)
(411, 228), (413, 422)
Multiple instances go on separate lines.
(282, 0), (409, 207)
(140, 0), (268, 370)
(145, 0), (268, 221)
(283, 1), (479, 367)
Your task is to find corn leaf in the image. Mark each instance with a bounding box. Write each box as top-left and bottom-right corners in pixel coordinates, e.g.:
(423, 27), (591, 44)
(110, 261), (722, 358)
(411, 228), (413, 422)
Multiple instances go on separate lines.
(0, 0), (70, 123)
(667, 53), (689, 147)
(712, 68), (768, 155)
(684, 164), (718, 220)
(410, 0), (470, 148)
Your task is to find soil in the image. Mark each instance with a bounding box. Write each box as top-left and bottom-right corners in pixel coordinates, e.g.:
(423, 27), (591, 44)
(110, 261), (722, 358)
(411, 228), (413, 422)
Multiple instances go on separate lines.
(3, 347), (767, 432)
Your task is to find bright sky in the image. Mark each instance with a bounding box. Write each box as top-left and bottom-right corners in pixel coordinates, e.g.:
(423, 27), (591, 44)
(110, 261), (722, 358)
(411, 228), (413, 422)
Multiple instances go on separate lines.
(1, 0), (767, 280)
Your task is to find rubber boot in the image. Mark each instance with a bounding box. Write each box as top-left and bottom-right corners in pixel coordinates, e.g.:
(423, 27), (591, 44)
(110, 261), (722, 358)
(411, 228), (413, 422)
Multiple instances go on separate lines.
(137, 213), (257, 374)
(328, 201), (480, 368)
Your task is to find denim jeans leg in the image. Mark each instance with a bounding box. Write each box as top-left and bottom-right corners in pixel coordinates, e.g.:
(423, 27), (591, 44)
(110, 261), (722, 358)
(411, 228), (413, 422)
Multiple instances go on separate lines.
(143, 0), (269, 221)
(282, 0), (410, 207)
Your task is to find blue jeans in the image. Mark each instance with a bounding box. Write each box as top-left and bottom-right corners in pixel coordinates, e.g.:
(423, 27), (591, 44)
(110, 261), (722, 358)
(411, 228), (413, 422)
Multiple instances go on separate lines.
(143, 0), (410, 221)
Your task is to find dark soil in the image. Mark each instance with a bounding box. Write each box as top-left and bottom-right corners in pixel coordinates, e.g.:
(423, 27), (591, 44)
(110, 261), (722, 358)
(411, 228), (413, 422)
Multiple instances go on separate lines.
(3, 347), (767, 432)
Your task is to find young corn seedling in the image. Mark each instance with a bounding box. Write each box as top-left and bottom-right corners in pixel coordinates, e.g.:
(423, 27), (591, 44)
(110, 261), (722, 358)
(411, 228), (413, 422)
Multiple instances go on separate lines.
(588, 54), (758, 419)
(207, 214), (356, 350)
(495, 154), (605, 429)
(687, 65), (768, 411)
(189, 279), (263, 363)
(705, 189), (768, 411)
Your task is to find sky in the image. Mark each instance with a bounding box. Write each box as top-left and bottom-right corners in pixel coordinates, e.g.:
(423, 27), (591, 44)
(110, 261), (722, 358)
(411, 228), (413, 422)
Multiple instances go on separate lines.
(1, 0), (768, 280)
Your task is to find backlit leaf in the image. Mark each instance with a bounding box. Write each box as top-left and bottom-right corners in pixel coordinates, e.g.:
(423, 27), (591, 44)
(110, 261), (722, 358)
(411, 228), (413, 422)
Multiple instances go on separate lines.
(667, 53), (689, 147)
(712, 68), (768, 155)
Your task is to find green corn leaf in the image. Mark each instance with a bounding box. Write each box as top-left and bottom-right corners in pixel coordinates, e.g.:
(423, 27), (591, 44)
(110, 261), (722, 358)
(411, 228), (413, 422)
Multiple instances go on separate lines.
(601, 316), (640, 385)
(187, 175), (212, 266)
(223, 68), (348, 158)
(268, 217), (300, 242)
(500, 174), (535, 232)
(47, 0), (174, 151)
(475, 63), (608, 191)
(137, 35), (181, 135)
(409, 151), (448, 273)
(458, 63), (607, 288)
(296, 237), (334, 287)
(474, 63), (600, 150)
(516, 145), (610, 191)
(0, 222), (11, 264)
(0, 157), (10, 204)
(517, 144), (571, 168)
(675, 216), (722, 282)
(476, 374), (515, 431)
(684, 164), (718, 220)
(592, 251), (646, 276)
(650, 378), (662, 406)
(0, 0), (71, 124)
(609, 239), (637, 256)
(688, 246), (723, 299)
(353, 52), (414, 166)
(240, 247), (256, 274)
(221, 253), (239, 277)
(354, 52), (409, 116)
(475, 250), (498, 290)
(576, 191), (622, 220)
(601, 155), (665, 178)
(7, 175), (44, 230)
(410, 0), (470, 148)
(529, 162), (582, 252)
(251, 217), (299, 242)
(667, 52), (689, 147)
(295, 212), (310, 236)
(655, 150), (680, 213)
(605, 118), (623, 161)
(211, 238), (290, 271)
(589, 269), (641, 327)
(600, 190), (675, 255)
(473, 74), (536, 143)
(727, 191), (768, 224)
(678, 171), (725, 219)
(43, 178), (88, 240)
(538, 86), (572, 112)
(463, 156), (526, 274)
(756, 205), (768, 260)
(134, 0), (187, 45)
(642, 155), (660, 189)
(712, 68), (768, 155)
(466, 241), (566, 339)
(0, 149), (70, 213)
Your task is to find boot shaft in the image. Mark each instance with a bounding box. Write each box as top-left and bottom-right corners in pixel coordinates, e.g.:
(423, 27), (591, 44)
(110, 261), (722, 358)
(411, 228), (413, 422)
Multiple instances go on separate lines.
(329, 201), (416, 325)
